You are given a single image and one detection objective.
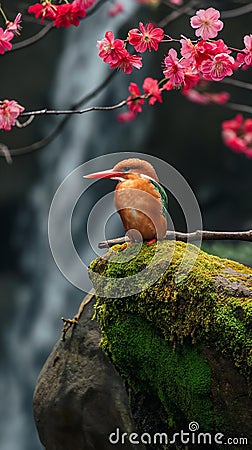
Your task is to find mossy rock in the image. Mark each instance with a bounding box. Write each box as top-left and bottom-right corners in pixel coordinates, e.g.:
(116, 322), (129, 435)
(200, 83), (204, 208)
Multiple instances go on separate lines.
(89, 241), (252, 447)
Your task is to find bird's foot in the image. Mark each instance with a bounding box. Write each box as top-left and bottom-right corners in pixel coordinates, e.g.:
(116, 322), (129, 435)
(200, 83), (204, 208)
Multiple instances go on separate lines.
(146, 238), (157, 245)
(118, 241), (133, 251)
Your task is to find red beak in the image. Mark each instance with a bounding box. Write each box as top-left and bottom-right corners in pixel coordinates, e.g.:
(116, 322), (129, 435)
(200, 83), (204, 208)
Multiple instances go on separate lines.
(83, 169), (125, 179)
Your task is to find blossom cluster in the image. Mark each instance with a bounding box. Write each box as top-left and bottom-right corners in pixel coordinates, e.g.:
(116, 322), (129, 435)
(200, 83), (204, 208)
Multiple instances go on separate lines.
(0, 12), (24, 130)
(1, 3), (252, 144)
(28, 0), (96, 28)
(97, 22), (164, 74)
(183, 86), (229, 106)
(0, 100), (25, 131)
(222, 114), (252, 158)
(0, 13), (22, 54)
(118, 77), (162, 121)
(97, 7), (252, 125)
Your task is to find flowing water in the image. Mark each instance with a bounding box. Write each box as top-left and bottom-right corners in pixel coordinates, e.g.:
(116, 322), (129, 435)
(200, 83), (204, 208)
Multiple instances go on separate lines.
(0, 2), (154, 449)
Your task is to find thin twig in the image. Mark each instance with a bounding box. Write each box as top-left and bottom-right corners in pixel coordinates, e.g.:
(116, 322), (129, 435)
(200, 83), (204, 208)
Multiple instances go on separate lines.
(0, 143), (12, 164)
(98, 229), (252, 248)
(221, 78), (252, 91)
(16, 115), (35, 128)
(0, 70), (117, 157)
(21, 99), (128, 117)
(11, 0), (108, 52)
(177, 1), (252, 19)
(158, 0), (200, 28)
(86, 0), (109, 16)
(221, 3), (252, 19)
(225, 102), (252, 115)
(11, 23), (54, 51)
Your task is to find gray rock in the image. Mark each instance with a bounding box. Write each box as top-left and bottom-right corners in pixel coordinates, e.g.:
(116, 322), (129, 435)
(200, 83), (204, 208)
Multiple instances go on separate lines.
(33, 293), (145, 450)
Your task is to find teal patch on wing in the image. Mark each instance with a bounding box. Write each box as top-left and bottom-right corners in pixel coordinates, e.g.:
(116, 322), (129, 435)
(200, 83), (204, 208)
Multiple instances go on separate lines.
(140, 174), (168, 218)
(150, 179), (169, 218)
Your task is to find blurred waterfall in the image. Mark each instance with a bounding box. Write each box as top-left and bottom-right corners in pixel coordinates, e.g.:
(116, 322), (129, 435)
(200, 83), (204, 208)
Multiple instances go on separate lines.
(0, 2), (154, 449)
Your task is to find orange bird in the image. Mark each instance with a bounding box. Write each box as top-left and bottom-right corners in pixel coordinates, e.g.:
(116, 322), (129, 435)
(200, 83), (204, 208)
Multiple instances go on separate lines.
(84, 158), (168, 243)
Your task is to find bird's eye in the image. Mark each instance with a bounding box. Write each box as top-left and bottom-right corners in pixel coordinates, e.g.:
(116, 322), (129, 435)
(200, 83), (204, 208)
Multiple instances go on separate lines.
(123, 166), (131, 172)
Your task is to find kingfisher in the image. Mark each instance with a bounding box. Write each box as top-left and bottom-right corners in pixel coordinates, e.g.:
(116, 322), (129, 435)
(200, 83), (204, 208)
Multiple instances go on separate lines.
(84, 158), (168, 244)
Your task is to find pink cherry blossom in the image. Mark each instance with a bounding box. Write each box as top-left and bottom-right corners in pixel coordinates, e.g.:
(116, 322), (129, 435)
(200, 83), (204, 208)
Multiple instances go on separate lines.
(54, 4), (81, 28)
(117, 111), (136, 122)
(110, 52), (142, 74)
(180, 38), (196, 60)
(108, 2), (124, 17)
(128, 22), (164, 52)
(6, 13), (22, 36)
(169, 0), (183, 5)
(75, 0), (96, 8)
(222, 114), (243, 132)
(237, 34), (252, 69)
(54, 2), (86, 28)
(97, 31), (142, 73)
(244, 34), (252, 66)
(97, 31), (125, 65)
(71, 0), (88, 16)
(244, 118), (252, 132)
(127, 82), (144, 113)
(183, 89), (210, 105)
(183, 88), (229, 105)
(28, 2), (57, 21)
(222, 129), (247, 153)
(143, 77), (162, 105)
(190, 8), (223, 40)
(185, 39), (231, 68)
(200, 53), (234, 81)
(210, 91), (230, 105)
(163, 48), (186, 87)
(162, 80), (173, 91)
(0, 28), (14, 54)
(0, 100), (25, 131)
(183, 67), (200, 90)
(243, 131), (252, 145)
(222, 114), (252, 158)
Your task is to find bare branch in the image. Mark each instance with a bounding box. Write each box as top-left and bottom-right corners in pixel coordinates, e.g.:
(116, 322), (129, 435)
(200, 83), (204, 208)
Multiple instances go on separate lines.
(98, 229), (252, 248)
(225, 102), (252, 115)
(11, 23), (54, 51)
(87, 0), (109, 15)
(21, 98), (128, 117)
(16, 115), (35, 128)
(221, 78), (252, 91)
(0, 70), (117, 158)
(221, 3), (252, 19)
(0, 143), (12, 164)
(10, 0), (108, 52)
(178, 1), (252, 19)
(158, 0), (200, 28)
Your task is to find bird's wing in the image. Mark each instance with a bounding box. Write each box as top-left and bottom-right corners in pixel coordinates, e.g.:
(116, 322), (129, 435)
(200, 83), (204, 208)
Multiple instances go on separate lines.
(140, 174), (168, 216)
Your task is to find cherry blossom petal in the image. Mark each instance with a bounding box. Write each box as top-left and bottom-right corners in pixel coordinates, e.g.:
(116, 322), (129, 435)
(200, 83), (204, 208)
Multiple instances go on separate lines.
(190, 7), (223, 40)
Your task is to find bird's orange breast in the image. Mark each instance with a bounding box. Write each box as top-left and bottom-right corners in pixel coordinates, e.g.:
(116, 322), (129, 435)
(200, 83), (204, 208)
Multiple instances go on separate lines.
(114, 175), (167, 241)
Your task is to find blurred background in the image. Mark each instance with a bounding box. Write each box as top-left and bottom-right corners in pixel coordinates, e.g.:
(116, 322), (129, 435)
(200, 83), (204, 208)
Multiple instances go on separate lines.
(1, 0), (252, 449)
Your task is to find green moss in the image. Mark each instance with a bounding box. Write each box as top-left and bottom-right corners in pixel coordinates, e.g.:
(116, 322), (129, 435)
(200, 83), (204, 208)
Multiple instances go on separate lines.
(89, 240), (252, 433)
(104, 315), (213, 429)
(90, 241), (252, 378)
